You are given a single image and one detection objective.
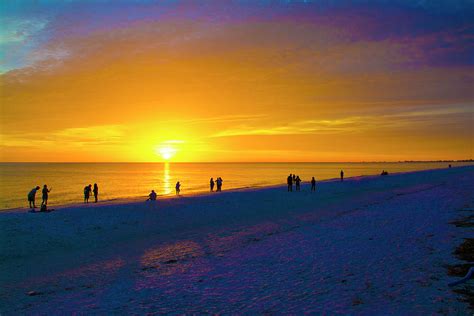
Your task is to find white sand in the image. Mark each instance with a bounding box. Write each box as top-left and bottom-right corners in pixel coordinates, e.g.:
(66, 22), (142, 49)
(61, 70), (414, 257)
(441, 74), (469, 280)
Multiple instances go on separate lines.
(1, 166), (473, 314)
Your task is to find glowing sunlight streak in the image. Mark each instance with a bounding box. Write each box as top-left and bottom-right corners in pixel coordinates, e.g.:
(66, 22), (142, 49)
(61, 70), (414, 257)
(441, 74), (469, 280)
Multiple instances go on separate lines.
(163, 162), (171, 195)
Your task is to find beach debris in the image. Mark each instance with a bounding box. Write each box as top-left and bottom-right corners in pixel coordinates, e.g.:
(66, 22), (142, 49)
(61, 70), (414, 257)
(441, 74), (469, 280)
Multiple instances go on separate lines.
(447, 263), (472, 277)
(141, 266), (156, 271)
(27, 291), (42, 296)
(448, 267), (474, 287)
(449, 215), (474, 228)
(454, 238), (474, 262)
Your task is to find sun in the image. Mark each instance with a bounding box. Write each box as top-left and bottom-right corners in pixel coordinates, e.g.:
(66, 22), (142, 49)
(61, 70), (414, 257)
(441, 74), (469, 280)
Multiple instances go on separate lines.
(158, 146), (176, 161)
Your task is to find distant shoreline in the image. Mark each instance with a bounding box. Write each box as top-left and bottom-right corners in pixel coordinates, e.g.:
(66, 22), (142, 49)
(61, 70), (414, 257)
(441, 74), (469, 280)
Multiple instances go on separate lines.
(0, 160), (473, 164)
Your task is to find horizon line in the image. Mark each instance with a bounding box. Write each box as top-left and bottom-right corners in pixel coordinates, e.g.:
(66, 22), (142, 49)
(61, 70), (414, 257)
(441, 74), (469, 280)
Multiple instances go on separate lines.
(1, 160), (472, 164)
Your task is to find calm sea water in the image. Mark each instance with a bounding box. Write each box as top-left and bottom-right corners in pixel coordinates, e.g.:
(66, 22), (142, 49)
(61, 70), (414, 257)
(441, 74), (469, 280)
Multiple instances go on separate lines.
(0, 162), (471, 210)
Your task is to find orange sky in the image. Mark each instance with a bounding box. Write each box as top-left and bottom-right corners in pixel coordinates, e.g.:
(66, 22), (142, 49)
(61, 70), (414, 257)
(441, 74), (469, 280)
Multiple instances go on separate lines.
(1, 2), (473, 162)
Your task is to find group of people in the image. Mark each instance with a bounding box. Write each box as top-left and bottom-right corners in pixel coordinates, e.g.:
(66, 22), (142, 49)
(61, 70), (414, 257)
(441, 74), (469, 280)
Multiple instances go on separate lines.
(149, 181), (181, 200)
(27, 183), (99, 211)
(84, 183), (99, 203)
(287, 174), (318, 192)
(287, 174), (302, 191)
(27, 184), (51, 210)
(147, 177), (225, 202)
(210, 177), (223, 192)
(149, 181), (183, 199)
(28, 168), (402, 209)
(287, 170), (349, 192)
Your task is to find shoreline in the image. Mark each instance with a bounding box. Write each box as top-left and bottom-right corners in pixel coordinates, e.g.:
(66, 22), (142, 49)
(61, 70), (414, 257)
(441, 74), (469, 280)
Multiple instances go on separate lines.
(1, 165), (468, 214)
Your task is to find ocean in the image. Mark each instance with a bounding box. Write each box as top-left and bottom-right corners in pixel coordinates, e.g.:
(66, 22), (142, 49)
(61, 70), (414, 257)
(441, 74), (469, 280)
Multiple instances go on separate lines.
(0, 162), (471, 210)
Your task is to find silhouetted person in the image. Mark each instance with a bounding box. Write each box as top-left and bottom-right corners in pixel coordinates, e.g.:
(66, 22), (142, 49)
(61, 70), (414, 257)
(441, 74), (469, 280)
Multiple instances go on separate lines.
(175, 181), (181, 195)
(295, 176), (301, 191)
(93, 183), (99, 202)
(311, 177), (316, 192)
(84, 184), (92, 203)
(28, 186), (40, 209)
(147, 190), (157, 201)
(381, 170), (388, 176)
(293, 174), (296, 182)
(210, 178), (215, 192)
(41, 185), (51, 206)
(449, 164), (452, 168)
(216, 177), (223, 192)
(287, 174), (293, 192)
(340, 170), (344, 182)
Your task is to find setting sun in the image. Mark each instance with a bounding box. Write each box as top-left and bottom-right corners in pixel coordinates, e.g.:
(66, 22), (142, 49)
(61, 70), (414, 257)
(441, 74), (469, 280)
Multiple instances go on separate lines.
(158, 146), (176, 161)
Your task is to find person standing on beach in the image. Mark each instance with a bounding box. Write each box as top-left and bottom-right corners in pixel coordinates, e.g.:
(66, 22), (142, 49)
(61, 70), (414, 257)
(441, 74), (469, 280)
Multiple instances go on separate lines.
(295, 176), (301, 191)
(311, 177), (316, 192)
(41, 185), (51, 206)
(84, 184), (92, 203)
(287, 174), (293, 191)
(216, 177), (223, 192)
(93, 183), (99, 203)
(340, 170), (344, 182)
(175, 181), (181, 195)
(210, 178), (215, 192)
(28, 186), (41, 209)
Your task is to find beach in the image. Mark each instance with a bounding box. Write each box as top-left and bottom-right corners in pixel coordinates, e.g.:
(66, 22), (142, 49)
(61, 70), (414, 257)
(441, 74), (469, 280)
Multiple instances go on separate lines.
(1, 166), (472, 314)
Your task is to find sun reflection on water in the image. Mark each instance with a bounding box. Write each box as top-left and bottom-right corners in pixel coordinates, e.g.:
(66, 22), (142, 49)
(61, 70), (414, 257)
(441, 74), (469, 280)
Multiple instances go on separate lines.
(163, 162), (171, 195)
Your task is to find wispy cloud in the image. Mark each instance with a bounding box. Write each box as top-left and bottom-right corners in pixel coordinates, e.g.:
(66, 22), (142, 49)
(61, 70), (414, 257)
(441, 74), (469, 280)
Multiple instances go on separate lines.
(1, 125), (124, 148)
(210, 117), (364, 137)
(167, 114), (266, 125)
(211, 105), (474, 138)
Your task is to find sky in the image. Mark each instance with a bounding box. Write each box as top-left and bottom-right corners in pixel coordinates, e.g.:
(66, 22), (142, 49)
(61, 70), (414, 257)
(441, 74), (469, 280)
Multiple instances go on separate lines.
(0, 0), (473, 162)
